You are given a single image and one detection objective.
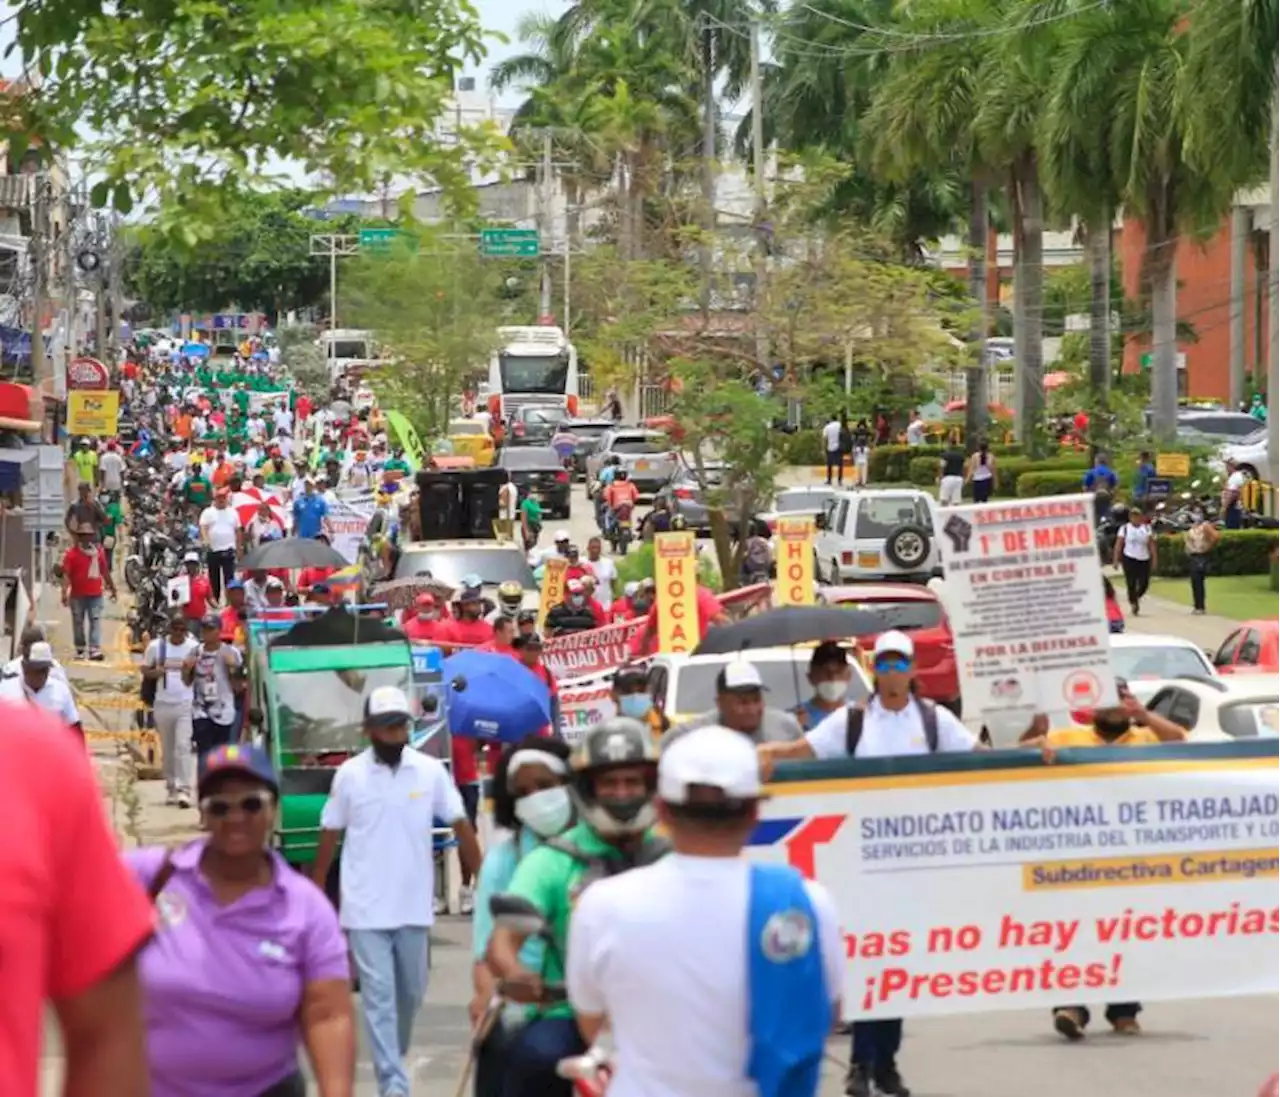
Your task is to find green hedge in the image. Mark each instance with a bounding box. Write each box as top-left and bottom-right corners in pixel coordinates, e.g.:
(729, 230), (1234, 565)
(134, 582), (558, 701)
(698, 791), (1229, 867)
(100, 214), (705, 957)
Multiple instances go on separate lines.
(1016, 471), (1093, 497)
(1153, 530), (1279, 577)
(871, 443), (1023, 483)
(775, 430), (826, 466)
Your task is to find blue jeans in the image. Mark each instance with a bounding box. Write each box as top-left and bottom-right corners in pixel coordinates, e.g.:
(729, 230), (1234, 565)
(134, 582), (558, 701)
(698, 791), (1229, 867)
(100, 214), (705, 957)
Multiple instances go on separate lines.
(348, 928), (430, 1096)
(69, 595), (103, 653)
(852, 1018), (903, 1067)
(499, 1016), (587, 1097)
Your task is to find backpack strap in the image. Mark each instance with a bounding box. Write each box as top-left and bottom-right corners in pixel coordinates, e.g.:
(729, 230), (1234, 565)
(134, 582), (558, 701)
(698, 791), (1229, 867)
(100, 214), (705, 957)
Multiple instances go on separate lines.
(147, 849), (177, 902)
(844, 704), (864, 757)
(918, 699), (939, 752)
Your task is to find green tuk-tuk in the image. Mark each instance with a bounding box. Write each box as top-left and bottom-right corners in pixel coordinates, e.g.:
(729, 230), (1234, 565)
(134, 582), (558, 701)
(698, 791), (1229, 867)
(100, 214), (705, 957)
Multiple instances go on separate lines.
(246, 607), (415, 871)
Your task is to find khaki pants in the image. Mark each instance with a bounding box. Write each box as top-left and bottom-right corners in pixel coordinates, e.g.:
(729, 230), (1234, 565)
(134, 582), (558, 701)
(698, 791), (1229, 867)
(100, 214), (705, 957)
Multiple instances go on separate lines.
(153, 701), (194, 797)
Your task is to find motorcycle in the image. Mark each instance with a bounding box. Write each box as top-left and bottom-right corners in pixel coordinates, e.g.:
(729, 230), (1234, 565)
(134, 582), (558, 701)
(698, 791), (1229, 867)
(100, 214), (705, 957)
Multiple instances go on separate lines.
(609, 503), (634, 556)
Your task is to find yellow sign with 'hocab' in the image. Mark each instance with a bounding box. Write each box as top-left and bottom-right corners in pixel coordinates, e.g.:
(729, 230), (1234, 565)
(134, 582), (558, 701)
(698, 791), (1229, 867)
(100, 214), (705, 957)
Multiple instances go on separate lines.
(774, 517), (815, 606)
(654, 531), (699, 653)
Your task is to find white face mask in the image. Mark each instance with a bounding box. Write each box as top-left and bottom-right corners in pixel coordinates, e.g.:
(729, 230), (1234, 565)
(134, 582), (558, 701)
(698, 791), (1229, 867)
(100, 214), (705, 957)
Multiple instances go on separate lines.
(513, 785), (573, 838)
(815, 679), (848, 703)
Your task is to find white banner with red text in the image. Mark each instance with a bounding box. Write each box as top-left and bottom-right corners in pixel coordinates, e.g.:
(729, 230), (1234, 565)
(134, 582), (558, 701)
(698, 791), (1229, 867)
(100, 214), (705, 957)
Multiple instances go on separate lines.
(748, 748), (1279, 1019)
(556, 670), (617, 746)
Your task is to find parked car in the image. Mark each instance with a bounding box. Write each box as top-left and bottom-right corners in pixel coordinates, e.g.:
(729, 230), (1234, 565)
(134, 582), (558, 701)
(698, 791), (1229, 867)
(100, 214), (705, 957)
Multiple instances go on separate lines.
(585, 429), (678, 494)
(646, 648), (872, 725)
(652, 459), (736, 533)
(1148, 408), (1264, 442)
(818, 583), (960, 711)
(498, 445), (572, 518)
(757, 486), (838, 534)
(1218, 429), (1274, 484)
(1211, 619), (1280, 676)
(446, 419), (495, 467)
(1143, 676), (1278, 740)
(509, 404), (570, 446)
(1109, 633), (1218, 701)
(814, 489), (940, 584)
(561, 418), (616, 480)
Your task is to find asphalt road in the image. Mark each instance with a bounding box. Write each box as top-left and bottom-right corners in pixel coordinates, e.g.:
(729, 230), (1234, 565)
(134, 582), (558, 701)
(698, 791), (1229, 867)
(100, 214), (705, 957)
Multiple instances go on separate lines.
(39, 477), (1271, 1095)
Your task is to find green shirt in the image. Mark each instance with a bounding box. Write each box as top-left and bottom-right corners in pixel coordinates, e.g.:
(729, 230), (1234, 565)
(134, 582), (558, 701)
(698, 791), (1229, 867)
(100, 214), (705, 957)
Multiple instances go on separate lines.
(505, 821), (632, 1018)
(102, 499), (124, 539)
(72, 450), (98, 483)
(520, 496), (543, 524)
(382, 457), (412, 475)
(233, 390), (250, 413)
(184, 475), (212, 507)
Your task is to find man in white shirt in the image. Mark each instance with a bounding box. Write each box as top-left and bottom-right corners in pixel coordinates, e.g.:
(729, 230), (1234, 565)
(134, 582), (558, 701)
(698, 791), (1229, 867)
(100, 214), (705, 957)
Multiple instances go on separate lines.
(141, 615), (200, 807)
(821, 415), (844, 486)
(272, 401), (293, 435)
(905, 410), (926, 446)
(247, 413), (267, 443)
(1222, 457), (1248, 529)
(758, 629), (978, 1097)
(568, 724), (843, 1097)
(1, 626), (69, 686)
(198, 488), (243, 603)
(312, 687), (481, 1097)
(98, 441), (126, 493)
(0, 642), (81, 732)
(584, 536), (617, 611)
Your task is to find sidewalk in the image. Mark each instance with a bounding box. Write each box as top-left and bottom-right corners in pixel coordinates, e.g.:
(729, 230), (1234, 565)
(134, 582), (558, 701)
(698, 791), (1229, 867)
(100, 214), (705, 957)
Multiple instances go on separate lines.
(1120, 593), (1238, 651)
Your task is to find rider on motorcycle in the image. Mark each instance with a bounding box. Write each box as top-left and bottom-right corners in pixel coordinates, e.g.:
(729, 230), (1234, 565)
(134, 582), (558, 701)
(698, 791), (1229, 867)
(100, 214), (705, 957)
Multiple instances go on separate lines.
(602, 468), (639, 540)
(487, 718), (669, 1097)
(592, 456), (621, 529)
(497, 580), (524, 620)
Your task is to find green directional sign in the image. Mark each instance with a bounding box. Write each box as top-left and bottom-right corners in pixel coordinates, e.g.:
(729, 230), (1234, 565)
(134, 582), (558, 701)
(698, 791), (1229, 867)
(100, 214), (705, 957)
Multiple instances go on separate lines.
(480, 227), (539, 258)
(359, 228), (414, 253)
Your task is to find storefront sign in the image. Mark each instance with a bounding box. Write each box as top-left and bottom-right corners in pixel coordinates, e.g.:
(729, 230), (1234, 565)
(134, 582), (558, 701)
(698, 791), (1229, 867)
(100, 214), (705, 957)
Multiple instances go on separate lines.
(654, 531), (699, 653)
(937, 494), (1116, 732)
(749, 746), (1279, 1019)
(67, 356), (110, 391)
(774, 517), (815, 606)
(66, 390), (120, 435)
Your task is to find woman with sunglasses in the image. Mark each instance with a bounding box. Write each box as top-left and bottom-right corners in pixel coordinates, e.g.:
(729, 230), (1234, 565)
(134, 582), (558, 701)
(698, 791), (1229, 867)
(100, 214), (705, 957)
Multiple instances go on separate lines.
(124, 743), (356, 1097)
(469, 735), (574, 1097)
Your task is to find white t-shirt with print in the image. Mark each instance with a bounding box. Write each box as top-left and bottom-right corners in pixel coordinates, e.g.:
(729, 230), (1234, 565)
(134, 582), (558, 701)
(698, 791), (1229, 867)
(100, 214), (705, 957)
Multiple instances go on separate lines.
(587, 556), (618, 610)
(143, 636), (200, 709)
(1119, 523), (1153, 561)
(191, 643), (242, 724)
(805, 696), (976, 759)
(567, 854), (843, 1097)
(821, 420), (842, 451)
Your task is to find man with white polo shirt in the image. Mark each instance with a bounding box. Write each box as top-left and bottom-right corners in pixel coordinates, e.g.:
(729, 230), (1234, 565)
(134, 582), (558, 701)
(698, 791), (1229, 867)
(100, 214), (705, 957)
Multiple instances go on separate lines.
(0, 641), (81, 734)
(312, 686), (482, 1097)
(758, 629), (980, 1097)
(1, 625), (69, 686)
(567, 724), (843, 1097)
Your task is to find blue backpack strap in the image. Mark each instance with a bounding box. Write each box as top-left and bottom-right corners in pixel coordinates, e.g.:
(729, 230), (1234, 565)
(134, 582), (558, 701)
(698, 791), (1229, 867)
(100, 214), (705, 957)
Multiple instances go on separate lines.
(746, 862), (832, 1097)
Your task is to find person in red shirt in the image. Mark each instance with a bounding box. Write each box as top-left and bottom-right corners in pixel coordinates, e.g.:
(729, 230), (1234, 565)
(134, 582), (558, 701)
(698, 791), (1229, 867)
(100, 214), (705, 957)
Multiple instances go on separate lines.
(451, 730), (483, 912)
(563, 545), (593, 584)
(0, 706), (154, 1096)
(484, 616), (516, 653)
(444, 590), (495, 648)
(403, 594), (452, 643)
(603, 467), (640, 517)
(627, 578), (727, 657)
(612, 581), (639, 622)
(297, 393), (313, 422)
(220, 579), (249, 646)
(513, 631), (560, 736)
(60, 523), (117, 660)
(297, 562), (337, 593)
(179, 551), (215, 621)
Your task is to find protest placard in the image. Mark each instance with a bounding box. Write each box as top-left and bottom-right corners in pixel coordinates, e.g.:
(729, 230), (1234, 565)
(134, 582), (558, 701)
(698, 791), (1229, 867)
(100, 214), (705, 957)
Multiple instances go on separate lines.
(774, 517), (815, 606)
(557, 671), (617, 746)
(937, 494), (1117, 732)
(749, 744), (1279, 1018)
(654, 531), (699, 653)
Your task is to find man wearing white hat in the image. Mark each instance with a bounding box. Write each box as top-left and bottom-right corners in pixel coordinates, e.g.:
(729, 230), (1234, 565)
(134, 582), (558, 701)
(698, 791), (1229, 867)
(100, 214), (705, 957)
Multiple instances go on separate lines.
(0, 641), (81, 733)
(758, 628), (979, 1097)
(566, 724), (843, 1097)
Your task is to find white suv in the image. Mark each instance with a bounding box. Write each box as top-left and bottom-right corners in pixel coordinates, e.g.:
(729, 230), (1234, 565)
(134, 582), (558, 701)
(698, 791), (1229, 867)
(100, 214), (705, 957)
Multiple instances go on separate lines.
(814, 489), (941, 584)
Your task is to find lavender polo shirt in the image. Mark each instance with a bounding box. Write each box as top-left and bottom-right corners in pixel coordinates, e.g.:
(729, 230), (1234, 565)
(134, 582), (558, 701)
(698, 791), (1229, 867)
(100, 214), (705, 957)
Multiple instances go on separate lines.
(125, 839), (349, 1097)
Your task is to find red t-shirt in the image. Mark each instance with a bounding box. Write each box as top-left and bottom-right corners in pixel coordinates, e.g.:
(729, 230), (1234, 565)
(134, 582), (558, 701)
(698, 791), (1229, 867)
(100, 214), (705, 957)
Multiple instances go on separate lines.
(220, 605), (247, 645)
(444, 618), (495, 648)
(451, 736), (480, 784)
(297, 396), (313, 421)
(0, 708), (154, 1094)
(182, 575), (213, 620)
(565, 564), (593, 584)
(298, 566), (336, 591)
(61, 545), (110, 599)
(403, 616), (451, 643)
(628, 585), (722, 656)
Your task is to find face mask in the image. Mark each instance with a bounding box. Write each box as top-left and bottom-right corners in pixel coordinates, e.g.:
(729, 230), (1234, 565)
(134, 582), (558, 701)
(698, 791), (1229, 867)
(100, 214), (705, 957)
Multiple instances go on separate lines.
(815, 680), (847, 703)
(570, 595), (585, 607)
(417, 611), (437, 622)
(618, 694), (652, 719)
(514, 786), (573, 838)
(371, 739), (406, 766)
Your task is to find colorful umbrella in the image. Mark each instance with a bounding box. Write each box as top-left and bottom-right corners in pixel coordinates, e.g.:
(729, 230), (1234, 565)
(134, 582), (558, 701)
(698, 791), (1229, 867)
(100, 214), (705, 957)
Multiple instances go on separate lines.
(231, 486), (290, 529)
(370, 575), (456, 611)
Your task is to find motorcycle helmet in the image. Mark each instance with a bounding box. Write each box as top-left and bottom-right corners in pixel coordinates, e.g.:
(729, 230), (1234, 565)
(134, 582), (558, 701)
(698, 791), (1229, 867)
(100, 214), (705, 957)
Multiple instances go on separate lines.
(569, 717), (659, 838)
(497, 580), (523, 617)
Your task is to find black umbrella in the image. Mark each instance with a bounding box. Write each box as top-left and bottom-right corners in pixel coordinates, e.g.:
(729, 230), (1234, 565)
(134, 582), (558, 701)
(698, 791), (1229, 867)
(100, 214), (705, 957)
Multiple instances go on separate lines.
(693, 605), (888, 655)
(239, 537), (349, 571)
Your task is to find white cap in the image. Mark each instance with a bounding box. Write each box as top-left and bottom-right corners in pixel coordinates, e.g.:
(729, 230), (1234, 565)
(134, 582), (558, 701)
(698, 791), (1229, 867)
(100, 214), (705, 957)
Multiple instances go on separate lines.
(717, 658), (765, 693)
(183, 550), (200, 563)
(873, 629), (915, 660)
(265, 576), (285, 589)
(365, 685), (413, 723)
(659, 725), (762, 804)
(554, 530), (570, 543)
(566, 578), (584, 593)
(624, 581), (638, 597)
(24, 641), (54, 667)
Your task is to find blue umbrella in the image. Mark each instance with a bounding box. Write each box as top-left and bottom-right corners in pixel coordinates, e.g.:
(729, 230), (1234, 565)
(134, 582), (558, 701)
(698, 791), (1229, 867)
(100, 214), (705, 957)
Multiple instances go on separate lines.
(182, 342), (211, 358)
(442, 650), (552, 743)
(251, 349), (269, 360)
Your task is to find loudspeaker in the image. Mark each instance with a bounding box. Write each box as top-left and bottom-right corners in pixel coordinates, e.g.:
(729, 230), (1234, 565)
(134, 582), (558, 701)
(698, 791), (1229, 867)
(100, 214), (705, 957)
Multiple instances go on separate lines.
(416, 473), (462, 540)
(460, 469), (504, 539)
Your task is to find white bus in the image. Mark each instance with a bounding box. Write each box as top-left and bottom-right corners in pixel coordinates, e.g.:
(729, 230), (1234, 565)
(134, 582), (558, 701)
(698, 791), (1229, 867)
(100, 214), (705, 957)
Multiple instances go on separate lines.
(486, 325), (580, 419)
(318, 328), (379, 384)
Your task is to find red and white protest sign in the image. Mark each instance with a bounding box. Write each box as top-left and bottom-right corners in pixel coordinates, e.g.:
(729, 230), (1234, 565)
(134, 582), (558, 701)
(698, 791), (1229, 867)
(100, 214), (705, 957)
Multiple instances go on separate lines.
(67, 356), (110, 390)
(556, 671), (617, 746)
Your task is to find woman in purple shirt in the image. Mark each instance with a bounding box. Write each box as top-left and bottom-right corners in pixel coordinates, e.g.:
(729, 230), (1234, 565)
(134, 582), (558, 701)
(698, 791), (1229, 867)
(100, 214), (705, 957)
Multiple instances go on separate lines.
(125, 743), (356, 1097)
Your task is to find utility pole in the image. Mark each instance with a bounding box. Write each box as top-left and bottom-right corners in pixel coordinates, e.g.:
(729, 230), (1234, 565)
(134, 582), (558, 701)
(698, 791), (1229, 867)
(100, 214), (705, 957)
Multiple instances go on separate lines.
(109, 212), (125, 354)
(700, 20), (717, 316)
(94, 215), (108, 358)
(63, 177), (78, 371)
(29, 174), (49, 383)
(750, 17), (769, 372)
(309, 234), (360, 330)
(539, 129), (553, 321)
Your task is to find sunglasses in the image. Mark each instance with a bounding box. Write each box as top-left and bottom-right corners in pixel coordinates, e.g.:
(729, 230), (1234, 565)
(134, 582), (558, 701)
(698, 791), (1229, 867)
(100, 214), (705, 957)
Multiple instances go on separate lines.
(201, 792), (273, 818)
(873, 655), (912, 673)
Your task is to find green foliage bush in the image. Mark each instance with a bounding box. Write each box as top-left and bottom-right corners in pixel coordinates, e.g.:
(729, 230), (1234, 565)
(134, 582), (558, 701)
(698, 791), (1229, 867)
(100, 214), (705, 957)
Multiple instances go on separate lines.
(1153, 530), (1279, 577)
(775, 430), (826, 467)
(1016, 471), (1095, 497)
(614, 542), (722, 591)
(870, 443), (1023, 483)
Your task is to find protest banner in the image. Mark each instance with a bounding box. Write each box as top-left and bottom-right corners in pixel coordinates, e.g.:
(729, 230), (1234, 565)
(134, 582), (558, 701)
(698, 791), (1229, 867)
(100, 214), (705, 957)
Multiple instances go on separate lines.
(557, 671), (617, 746)
(326, 495), (376, 564)
(750, 743), (1279, 1019)
(409, 644), (449, 761)
(541, 583), (774, 678)
(537, 556), (568, 632)
(67, 390), (120, 435)
(937, 494), (1116, 733)
(774, 517), (815, 606)
(654, 531), (699, 653)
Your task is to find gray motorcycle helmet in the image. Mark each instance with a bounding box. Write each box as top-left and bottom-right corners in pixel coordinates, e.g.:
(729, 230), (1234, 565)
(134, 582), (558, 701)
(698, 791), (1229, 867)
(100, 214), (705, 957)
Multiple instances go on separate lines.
(569, 716), (659, 838)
